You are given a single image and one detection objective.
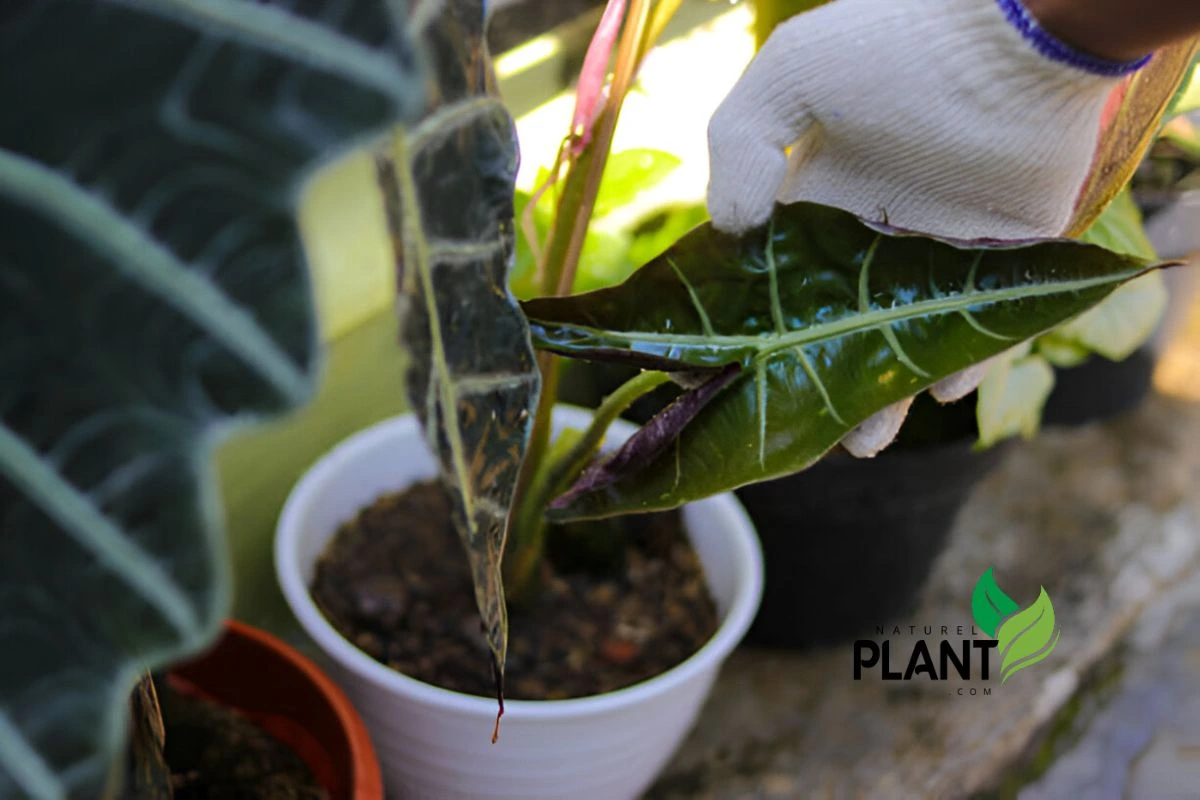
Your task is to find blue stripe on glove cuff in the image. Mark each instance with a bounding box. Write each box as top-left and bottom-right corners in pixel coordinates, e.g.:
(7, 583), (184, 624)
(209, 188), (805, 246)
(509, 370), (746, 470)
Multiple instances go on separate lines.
(996, 0), (1152, 77)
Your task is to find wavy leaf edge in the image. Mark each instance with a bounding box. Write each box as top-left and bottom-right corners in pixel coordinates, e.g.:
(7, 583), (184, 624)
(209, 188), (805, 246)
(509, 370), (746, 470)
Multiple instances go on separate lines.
(0, 0), (425, 795)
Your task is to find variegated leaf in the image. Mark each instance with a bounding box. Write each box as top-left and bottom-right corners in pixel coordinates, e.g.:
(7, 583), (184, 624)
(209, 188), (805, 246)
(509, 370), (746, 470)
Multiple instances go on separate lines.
(379, 0), (540, 686)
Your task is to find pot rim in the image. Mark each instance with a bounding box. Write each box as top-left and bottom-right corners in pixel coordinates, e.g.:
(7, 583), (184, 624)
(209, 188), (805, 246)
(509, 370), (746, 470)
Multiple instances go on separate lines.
(275, 405), (763, 721)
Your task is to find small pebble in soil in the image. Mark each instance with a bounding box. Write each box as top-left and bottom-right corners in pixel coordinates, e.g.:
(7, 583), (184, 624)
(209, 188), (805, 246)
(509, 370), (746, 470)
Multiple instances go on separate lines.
(310, 480), (719, 700)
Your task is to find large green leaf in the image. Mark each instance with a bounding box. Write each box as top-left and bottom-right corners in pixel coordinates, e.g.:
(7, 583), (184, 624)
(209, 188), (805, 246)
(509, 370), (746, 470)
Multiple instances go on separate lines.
(379, 2), (540, 690)
(0, 1), (424, 797)
(522, 203), (1170, 520)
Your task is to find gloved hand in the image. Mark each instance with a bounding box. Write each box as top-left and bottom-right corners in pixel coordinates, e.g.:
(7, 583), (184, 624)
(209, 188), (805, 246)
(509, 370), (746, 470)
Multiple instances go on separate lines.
(706, 0), (1149, 455)
(707, 0), (1147, 240)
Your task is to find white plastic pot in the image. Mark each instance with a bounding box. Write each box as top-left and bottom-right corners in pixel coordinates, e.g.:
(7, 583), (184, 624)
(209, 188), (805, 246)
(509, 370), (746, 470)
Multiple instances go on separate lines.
(275, 405), (764, 800)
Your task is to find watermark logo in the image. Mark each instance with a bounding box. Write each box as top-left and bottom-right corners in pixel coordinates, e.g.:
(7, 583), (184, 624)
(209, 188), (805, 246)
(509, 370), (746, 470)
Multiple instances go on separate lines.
(853, 567), (1061, 689)
(971, 567), (1060, 684)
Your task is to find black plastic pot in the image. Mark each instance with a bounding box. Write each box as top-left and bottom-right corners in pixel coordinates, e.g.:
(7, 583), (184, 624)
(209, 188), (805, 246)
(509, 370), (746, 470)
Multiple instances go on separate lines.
(1039, 346), (1156, 428)
(734, 392), (1009, 649)
(738, 345), (1158, 649)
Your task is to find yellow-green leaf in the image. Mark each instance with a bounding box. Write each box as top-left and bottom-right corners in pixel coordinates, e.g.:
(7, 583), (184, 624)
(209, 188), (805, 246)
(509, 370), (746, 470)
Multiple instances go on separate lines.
(977, 345), (1056, 448)
(1166, 52), (1200, 118)
(1054, 274), (1167, 362)
(592, 148), (682, 218)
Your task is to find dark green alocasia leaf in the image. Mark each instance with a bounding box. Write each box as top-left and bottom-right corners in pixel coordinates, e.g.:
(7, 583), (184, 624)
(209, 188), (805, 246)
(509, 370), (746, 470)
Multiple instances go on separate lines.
(522, 203), (1172, 520)
(380, 1), (541, 688)
(0, 1), (424, 797)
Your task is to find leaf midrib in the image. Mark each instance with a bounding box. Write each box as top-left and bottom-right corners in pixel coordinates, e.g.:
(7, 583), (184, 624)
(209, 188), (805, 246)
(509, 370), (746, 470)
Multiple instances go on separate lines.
(534, 268), (1147, 363)
(389, 94), (522, 531)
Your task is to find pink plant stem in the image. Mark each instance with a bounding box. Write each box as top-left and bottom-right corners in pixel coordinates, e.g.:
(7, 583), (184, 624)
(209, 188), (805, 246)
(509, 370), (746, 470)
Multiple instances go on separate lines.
(571, 0), (627, 154)
(526, 0), (626, 286)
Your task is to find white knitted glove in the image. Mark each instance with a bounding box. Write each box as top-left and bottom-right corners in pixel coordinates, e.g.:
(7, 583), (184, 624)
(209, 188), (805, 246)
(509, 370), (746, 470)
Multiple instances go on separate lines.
(708, 0), (1147, 240)
(706, 0), (1149, 455)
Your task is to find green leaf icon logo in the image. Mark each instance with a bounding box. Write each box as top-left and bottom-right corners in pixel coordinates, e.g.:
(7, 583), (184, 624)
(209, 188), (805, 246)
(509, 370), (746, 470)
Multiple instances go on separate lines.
(971, 568), (1061, 683)
(971, 567), (1019, 637)
(996, 587), (1060, 684)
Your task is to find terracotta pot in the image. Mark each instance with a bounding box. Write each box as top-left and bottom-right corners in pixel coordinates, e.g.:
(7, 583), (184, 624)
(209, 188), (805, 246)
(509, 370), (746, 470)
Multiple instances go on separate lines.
(167, 619), (383, 800)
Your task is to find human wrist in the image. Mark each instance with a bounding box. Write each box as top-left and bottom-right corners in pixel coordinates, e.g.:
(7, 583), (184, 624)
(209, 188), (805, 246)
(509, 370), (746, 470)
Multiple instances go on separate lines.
(998, 0), (1153, 76)
(1018, 0), (1156, 67)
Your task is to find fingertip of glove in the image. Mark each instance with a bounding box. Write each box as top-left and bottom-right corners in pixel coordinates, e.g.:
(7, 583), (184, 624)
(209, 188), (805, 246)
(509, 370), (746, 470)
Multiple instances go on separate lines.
(929, 362), (992, 404)
(841, 397), (915, 459)
(705, 198), (769, 237)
